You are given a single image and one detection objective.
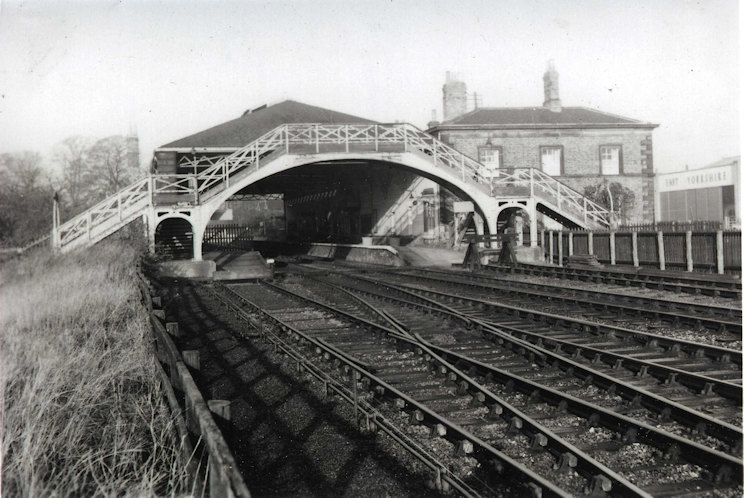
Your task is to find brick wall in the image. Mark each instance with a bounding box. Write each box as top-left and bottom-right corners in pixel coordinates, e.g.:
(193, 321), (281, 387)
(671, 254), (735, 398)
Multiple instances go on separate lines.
(438, 127), (655, 223)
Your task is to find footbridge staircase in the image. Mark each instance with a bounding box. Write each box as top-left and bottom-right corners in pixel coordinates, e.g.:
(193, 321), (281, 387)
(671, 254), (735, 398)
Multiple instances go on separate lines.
(52, 123), (610, 255)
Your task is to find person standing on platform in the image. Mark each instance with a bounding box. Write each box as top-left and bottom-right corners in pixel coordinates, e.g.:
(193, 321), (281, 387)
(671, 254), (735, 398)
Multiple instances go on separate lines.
(498, 215), (518, 270)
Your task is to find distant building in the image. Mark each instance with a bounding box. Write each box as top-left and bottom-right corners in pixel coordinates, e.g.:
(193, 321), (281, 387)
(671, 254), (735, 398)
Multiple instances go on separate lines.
(427, 63), (659, 225)
(655, 157), (740, 227)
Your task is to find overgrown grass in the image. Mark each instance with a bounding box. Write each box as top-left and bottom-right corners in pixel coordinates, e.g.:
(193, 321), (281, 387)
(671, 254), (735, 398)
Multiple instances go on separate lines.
(1, 242), (192, 496)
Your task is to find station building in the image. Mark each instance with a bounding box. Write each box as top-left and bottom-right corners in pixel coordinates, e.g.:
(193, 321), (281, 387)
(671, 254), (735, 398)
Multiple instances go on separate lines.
(655, 156), (740, 227)
(152, 101), (438, 244)
(427, 64), (659, 227)
(150, 63), (659, 247)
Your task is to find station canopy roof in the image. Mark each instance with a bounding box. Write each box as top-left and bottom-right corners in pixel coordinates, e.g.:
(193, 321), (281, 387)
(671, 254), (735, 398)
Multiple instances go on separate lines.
(430, 106), (658, 130)
(159, 100), (377, 149)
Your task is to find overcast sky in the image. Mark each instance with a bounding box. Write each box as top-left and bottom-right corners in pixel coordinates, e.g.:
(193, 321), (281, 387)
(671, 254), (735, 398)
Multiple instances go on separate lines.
(0, 0), (739, 174)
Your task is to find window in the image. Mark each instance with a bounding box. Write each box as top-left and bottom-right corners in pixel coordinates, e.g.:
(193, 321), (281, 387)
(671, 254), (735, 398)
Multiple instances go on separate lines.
(600, 145), (622, 175)
(478, 146), (502, 177)
(540, 146), (563, 176)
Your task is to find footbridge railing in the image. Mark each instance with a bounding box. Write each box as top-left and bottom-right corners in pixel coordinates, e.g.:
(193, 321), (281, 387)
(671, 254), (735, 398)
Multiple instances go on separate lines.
(189, 123), (493, 203)
(54, 177), (152, 251)
(491, 168), (611, 228)
(53, 123), (609, 251)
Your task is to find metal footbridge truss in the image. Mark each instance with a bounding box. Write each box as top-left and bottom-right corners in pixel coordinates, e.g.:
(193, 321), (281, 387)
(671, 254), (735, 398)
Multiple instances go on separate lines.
(53, 123), (610, 253)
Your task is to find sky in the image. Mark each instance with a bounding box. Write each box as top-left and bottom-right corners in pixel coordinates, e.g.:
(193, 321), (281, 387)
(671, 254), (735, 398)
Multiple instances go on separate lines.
(0, 0), (739, 174)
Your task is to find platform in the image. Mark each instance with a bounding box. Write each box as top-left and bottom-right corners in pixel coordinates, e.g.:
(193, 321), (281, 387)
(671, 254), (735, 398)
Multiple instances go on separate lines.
(205, 251), (274, 280)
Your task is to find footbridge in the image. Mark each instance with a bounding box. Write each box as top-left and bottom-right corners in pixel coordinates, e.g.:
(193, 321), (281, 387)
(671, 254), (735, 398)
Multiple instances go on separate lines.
(52, 123), (610, 258)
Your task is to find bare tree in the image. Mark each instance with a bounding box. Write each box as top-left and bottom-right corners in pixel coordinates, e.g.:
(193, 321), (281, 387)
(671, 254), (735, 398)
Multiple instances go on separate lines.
(85, 135), (141, 201)
(54, 136), (93, 210)
(0, 151), (55, 246)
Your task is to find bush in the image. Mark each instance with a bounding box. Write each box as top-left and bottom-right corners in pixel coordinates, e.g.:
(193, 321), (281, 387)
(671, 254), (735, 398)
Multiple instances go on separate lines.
(1, 242), (192, 496)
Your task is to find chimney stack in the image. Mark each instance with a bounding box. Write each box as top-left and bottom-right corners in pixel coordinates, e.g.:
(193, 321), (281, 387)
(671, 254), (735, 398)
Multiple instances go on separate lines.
(543, 60), (562, 113)
(427, 109), (440, 129)
(443, 71), (467, 120)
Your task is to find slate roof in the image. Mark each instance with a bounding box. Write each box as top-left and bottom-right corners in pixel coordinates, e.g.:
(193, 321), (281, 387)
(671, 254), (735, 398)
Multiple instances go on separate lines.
(160, 100), (377, 149)
(430, 106), (657, 129)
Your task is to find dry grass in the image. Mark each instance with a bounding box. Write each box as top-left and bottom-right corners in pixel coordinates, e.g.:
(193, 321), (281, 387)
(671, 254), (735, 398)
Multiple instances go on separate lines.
(1, 243), (193, 497)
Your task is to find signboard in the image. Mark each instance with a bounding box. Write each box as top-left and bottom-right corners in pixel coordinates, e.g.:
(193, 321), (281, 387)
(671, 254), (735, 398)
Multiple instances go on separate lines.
(657, 166), (734, 193)
(453, 201), (474, 213)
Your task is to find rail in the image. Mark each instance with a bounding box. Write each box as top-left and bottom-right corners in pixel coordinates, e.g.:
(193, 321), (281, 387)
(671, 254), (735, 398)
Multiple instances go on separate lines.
(491, 168), (610, 226)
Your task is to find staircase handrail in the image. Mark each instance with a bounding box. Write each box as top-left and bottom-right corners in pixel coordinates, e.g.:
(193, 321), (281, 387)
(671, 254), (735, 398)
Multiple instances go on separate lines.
(373, 177), (428, 235)
(492, 168), (610, 226)
(54, 123), (609, 250)
(56, 177), (151, 246)
(402, 125), (489, 189)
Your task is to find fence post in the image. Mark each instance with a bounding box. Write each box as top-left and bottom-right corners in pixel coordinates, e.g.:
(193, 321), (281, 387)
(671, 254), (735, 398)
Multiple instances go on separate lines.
(588, 232), (594, 256)
(548, 230), (554, 264)
(632, 232), (639, 267)
(685, 231), (693, 272)
(716, 230), (724, 274)
(609, 232), (616, 266)
(568, 232), (574, 257)
(657, 231), (665, 271)
(558, 231), (563, 266)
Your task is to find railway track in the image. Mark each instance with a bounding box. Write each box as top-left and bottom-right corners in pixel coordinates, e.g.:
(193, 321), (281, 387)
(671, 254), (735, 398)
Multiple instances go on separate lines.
(483, 262), (742, 300)
(337, 268), (742, 404)
(391, 266), (741, 337)
(208, 272), (741, 496)
(312, 271), (743, 444)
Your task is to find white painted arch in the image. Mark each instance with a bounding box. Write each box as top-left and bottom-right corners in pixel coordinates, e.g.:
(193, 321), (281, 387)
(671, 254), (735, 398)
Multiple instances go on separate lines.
(194, 151), (500, 238)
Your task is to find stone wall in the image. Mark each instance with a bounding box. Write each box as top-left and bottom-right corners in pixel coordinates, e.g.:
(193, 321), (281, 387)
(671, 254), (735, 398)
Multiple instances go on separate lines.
(438, 128), (655, 223)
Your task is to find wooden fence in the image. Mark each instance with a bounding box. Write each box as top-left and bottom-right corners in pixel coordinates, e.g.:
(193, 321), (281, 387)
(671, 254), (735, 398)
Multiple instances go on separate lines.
(137, 271), (251, 498)
(203, 224), (261, 252)
(542, 229), (741, 274)
(615, 221), (728, 232)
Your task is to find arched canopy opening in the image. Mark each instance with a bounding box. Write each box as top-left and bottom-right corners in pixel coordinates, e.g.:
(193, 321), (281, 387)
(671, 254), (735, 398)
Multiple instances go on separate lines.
(497, 205), (533, 246)
(155, 217), (194, 259)
(200, 158), (493, 250)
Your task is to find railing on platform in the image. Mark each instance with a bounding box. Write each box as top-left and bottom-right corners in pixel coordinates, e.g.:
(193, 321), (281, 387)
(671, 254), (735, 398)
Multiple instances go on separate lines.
(542, 228), (742, 274)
